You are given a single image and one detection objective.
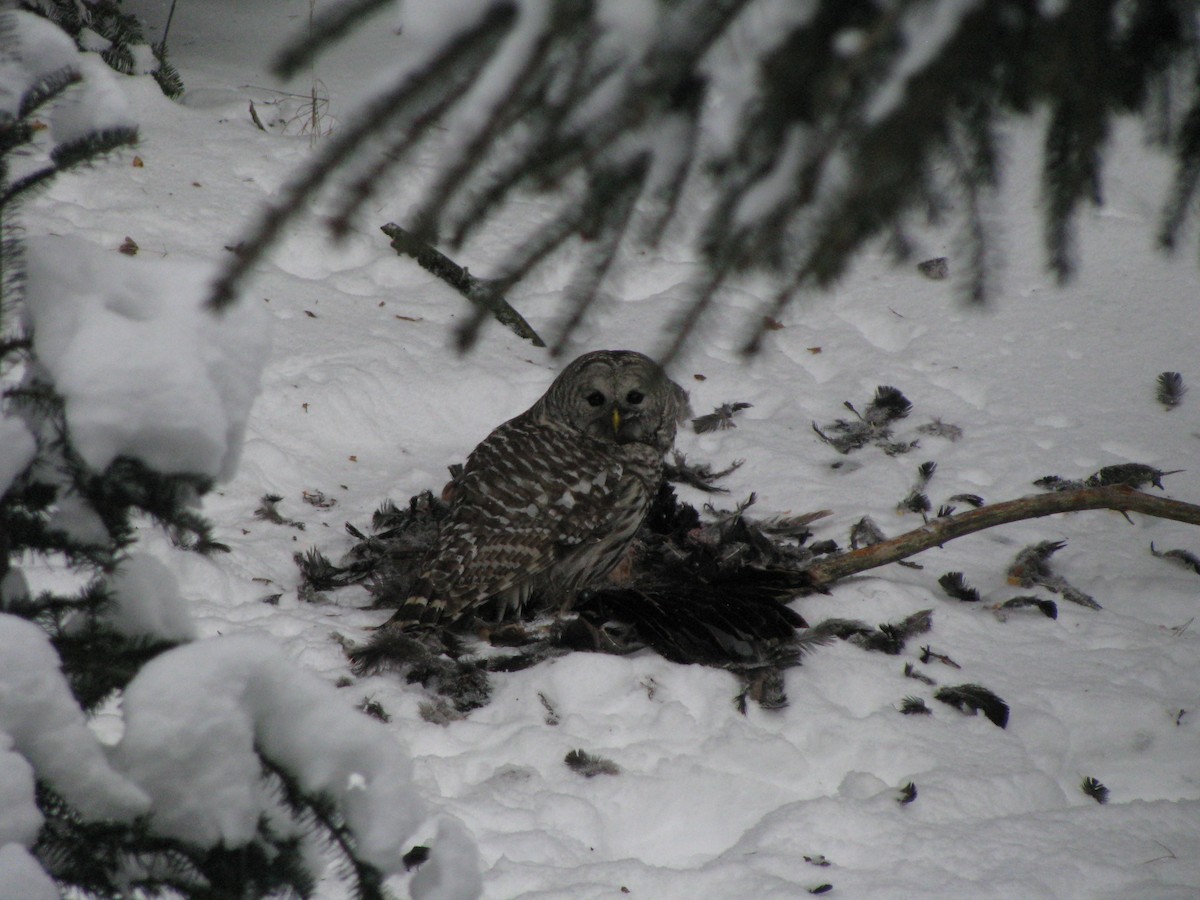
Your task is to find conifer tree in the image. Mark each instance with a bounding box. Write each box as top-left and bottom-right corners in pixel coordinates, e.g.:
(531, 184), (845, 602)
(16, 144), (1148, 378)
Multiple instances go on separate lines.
(20, 0), (183, 97)
(1, 13), (426, 897)
(211, 0), (1200, 359)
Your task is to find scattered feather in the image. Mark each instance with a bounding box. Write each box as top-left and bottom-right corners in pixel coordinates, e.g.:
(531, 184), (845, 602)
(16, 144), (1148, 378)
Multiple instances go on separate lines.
(938, 571), (981, 603)
(255, 493), (306, 530)
(692, 402), (754, 433)
(863, 386), (913, 424)
(1081, 776), (1109, 804)
(539, 692), (560, 726)
(814, 386), (914, 454)
(900, 696), (932, 715)
(565, 749), (621, 778)
(850, 516), (886, 549)
(1157, 371), (1186, 409)
(934, 683), (1010, 728)
(918, 418), (963, 441)
(947, 493), (985, 507)
(917, 256), (949, 279)
(293, 548), (354, 596)
(997, 595), (1059, 620)
(1007, 540), (1099, 609)
(917, 461), (937, 484)
(832, 610), (932, 655)
(897, 782), (918, 805)
(1034, 475), (1085, 492)
(1150, 542), (1200, 575)
(357, 697), (390, 722)
(809, 885), (833, 895)
(904, 662), (937, 685)
(898, 488), (931, 516)
(1084, 463), (1180, 491)
(663, 451), (744, 493)
(920, 645), (961, 669)
(403, 845), (430, 871)
(301, 488), (337, 508)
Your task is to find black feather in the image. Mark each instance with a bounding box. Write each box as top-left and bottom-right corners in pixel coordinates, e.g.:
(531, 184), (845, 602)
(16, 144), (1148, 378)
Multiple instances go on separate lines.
(938, 572), (981, 603)
(947, 493), (985, 508)
(900, 697), (931, 716)
(1150, 542), (1200, 575)
(1008, 540), (1099, 609)
(1081, 776), (1109, 804)
(1156, 371), (1186, 409)
(565, 749), (620, 777)
(999, 595), (1059, 619)
(934, 683), (1009, 728)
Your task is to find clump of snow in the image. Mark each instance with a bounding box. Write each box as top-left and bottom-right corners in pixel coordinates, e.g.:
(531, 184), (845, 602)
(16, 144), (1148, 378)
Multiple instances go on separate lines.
(51, 53), (137, 145)
(45, 491), (109, 547)
(4, 11), (79, 79)
(21, 235), (270, 481)
(0, 614), (150, 825)
(114, 634), (428, 874)
(101, 553), (197, 643)
(3, 10), (135, 144)
(0, 844), (57, 900)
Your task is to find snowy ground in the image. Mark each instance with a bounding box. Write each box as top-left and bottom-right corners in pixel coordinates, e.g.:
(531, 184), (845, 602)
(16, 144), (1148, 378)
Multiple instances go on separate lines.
(22, 2), (1200, 897)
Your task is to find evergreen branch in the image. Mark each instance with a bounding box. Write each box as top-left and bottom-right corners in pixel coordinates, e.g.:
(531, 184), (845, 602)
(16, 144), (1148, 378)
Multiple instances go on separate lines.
(18, 66), (84, 120)
(273, 0), (395, 79)
(804, 485), (1200, 588)
(549, 160), (648, 355)
(259, 753), (391, 900)
(209, 2), (518, 311)
(404, 2), (587, 243)
(45, 127), (140, 178)
(379, 222), (544, 347)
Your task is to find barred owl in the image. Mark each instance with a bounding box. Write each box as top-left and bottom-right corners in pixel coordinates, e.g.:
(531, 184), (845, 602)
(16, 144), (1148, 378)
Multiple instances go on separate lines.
(385, 349), (689, 629)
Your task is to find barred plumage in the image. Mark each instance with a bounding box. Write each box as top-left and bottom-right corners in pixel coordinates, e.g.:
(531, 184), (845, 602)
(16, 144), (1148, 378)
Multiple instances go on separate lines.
(385, 350), (688, 628)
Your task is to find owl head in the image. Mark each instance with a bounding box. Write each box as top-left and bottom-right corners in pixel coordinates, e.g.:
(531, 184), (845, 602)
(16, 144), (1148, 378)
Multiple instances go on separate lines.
(535, 350), (690, 453)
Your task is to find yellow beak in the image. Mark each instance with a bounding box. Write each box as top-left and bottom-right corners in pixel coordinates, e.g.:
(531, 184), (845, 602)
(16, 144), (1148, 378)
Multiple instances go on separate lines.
(612, 407), (621, 434)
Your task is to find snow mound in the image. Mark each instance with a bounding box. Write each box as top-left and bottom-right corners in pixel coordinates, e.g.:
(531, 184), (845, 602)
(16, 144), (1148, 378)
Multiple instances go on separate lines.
(0, 844), (57, 900)
(0, 614), (150, 828)
(114, 634), (433, 875)
(21, 235), (269, 480)
(101, 553), (198, 643)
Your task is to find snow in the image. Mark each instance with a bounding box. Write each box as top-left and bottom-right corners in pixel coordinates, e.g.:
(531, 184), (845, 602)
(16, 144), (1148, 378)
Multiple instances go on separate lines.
(0, 615), (149, 825)
(21, 234), (269, 480)
(4, 10), (136, 144)
(7, 1), (1200, 897)
(101, 553), (198, 642)
(115, 633), (433, 875)
(0, 844), (58, 900)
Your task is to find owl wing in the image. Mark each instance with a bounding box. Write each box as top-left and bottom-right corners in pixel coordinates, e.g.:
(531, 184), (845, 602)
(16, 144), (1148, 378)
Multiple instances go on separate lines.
(417, 415), (633, 619)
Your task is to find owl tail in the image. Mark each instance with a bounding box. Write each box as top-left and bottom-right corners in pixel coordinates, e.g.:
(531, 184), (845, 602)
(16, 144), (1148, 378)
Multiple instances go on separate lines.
(382, 594), (446, 629)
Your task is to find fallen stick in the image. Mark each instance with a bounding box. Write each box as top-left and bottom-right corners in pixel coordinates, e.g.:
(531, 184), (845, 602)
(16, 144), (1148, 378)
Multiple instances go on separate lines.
(804, 485), (1200, 587)
(380, 222), (545, 347)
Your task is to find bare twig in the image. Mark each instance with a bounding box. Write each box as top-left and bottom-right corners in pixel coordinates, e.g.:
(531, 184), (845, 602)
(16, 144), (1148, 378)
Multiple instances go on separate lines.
(380, 223), (545, 347)
(805, 485), (1200, 588)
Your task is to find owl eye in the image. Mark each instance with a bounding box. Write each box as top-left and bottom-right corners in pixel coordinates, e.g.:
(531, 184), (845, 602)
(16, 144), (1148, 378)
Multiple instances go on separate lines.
(586, 390), (606, 407)
(626, 390), (644, 405)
